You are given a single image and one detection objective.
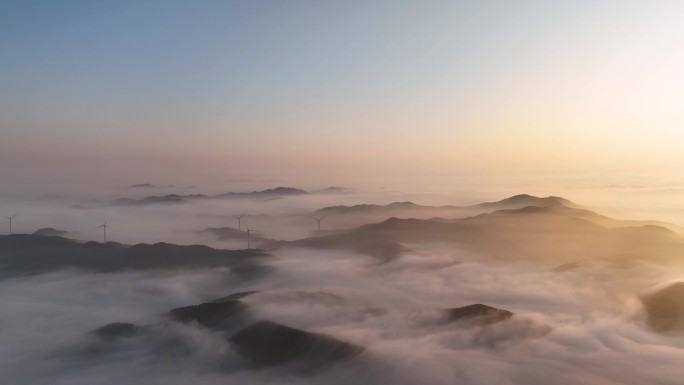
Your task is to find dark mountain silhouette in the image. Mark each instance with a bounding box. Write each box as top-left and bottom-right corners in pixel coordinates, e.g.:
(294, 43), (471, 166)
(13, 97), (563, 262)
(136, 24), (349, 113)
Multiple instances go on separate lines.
(32, 227), (70, 237)
(112, 194), (190, 205)
(444, 304), (514, 325)
(290, 198), (684, 264)
(91, 290), (364, 373)
(211, 291), (258, 302)
(89, 296), (520, 375)
(229, 320), (364, 370)
(314, 201), (434, 216)
(92, 291), (257, 340)
(128, 183), (156, 188)
(310, 194), (579, 230)
(642, 282), (684, 333)
(314, 194), (572, 217)
(198, 227), (249, 240)
(169, 299), (249, 331)
(112, 187), (307, 205)
(288, 229), (411, 262)
(310, 194), (682, 233)
(214, 187), (307, 199)
(475, 194), (573, 209)
(0, 234), (269, 277)
(315, 186), (354, 194)
(84, 292), (528, 377)
(91, 322), (139, 340)
(197, 227), (274, 245)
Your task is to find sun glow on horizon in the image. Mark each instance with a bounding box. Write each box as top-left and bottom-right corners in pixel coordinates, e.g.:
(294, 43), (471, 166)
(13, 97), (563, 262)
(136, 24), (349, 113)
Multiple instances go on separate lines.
(1, 1), (683, 186)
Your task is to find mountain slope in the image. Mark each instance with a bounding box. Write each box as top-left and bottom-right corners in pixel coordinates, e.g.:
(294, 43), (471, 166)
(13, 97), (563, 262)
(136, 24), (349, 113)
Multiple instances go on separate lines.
(0, 234), (269, 276)
(291, 199), (684, 264)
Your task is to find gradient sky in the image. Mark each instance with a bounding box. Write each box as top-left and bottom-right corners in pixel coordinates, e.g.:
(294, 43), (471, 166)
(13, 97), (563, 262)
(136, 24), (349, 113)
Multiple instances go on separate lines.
(1, 0), (683, 187)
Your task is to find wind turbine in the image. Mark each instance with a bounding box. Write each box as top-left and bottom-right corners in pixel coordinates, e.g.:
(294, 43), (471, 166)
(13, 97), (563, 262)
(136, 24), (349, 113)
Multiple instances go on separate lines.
(5, 214), (17, 235)
(233, 214), (245, 231)
(314, 216), (326, 232)
(246, 227), (255, 249)
(97, 221), (108, 243)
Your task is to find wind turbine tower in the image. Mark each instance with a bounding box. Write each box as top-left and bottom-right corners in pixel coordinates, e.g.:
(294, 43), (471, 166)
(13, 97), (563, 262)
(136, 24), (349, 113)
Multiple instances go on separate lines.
(246, 227), (255, 249)
(97, 221), (108, 243)
(314, 216), (326, 232)
(234, 214), (245, 231)
(5, 215), (17, 235)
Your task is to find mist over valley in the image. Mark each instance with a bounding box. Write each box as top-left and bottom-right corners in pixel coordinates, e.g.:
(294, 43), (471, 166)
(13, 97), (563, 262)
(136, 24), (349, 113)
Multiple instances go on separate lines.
(3, 184), (684, 385)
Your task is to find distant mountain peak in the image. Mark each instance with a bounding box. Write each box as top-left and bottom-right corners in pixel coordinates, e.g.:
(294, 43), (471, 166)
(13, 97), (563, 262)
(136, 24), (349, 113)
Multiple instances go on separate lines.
(113, 187), (308, 205)
(501, 193), (535, 201)
(501, 194), (567, 203)
(388, 201), (418, 207)
(484, 194), (574, 208)
(444, 304), (514, 324)
(260, 187), (307, 194)
(317, 186), (354, 194)
(32, 227), (70, 237)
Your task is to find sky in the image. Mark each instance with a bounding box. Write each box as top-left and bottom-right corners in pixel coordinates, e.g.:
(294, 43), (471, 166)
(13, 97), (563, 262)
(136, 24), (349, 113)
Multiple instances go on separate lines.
(1, 0), (683, 188)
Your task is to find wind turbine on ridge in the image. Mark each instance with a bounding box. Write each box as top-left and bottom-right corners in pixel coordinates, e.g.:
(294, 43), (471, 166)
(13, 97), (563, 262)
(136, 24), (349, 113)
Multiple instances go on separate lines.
(5, 214), (17, 235)
(246, 227), (256, 249)
(314, 216), (326, 232)
(97, 221), (108, 243)
(234, 214), (245, 231)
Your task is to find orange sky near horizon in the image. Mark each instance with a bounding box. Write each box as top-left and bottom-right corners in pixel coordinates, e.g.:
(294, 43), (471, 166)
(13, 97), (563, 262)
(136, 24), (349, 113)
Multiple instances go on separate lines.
(1, 1), (683, 187)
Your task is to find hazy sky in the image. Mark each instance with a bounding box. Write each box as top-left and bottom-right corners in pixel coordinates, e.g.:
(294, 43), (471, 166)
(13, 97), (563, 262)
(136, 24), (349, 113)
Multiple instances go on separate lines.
(1, 0), (683, 187)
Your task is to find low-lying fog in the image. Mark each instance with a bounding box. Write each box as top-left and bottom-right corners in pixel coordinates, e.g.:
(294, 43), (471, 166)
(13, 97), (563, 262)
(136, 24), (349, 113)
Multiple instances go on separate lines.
(2, 180), (684, 384)
(0, 183), (476, 245)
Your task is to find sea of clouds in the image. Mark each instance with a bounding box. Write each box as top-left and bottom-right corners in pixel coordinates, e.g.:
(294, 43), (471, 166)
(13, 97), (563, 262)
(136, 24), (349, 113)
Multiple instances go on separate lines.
(2, 182), (684, 384)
